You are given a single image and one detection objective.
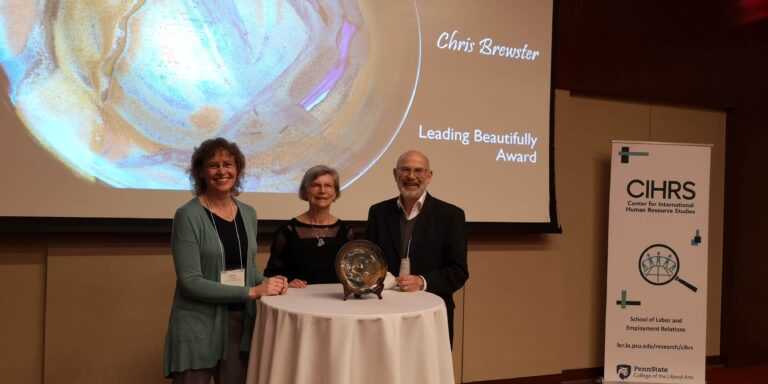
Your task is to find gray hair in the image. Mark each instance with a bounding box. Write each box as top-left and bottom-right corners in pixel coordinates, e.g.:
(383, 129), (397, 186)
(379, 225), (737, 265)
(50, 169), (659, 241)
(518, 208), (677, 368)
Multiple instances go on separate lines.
(298, 165), (341, 201)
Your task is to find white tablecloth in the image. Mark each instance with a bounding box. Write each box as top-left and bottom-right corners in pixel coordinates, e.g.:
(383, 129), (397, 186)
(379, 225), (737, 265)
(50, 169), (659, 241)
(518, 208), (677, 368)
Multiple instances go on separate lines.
(246, 284), (454, 384)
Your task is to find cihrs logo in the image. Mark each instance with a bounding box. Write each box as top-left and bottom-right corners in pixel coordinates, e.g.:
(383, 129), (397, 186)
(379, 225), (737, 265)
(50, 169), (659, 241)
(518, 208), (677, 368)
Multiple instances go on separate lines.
(616, 364), (632, 380)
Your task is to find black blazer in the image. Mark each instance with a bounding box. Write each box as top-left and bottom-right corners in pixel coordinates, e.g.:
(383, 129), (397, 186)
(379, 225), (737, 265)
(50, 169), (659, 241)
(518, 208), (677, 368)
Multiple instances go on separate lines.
(365, 193), (469, 311)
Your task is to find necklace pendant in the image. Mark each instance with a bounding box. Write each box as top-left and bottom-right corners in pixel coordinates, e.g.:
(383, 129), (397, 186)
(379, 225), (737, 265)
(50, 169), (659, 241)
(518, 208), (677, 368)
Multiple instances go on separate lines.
(317, 238), (325, 247)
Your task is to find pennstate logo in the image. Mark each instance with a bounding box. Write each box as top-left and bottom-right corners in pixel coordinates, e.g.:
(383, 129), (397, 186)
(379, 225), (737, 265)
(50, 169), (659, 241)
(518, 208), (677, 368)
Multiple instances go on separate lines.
(617, 364), (632, 380)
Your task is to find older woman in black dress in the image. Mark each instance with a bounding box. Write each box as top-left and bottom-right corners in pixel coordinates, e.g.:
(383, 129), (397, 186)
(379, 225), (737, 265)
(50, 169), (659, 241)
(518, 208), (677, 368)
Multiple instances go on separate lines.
(265, 165), (354, 288)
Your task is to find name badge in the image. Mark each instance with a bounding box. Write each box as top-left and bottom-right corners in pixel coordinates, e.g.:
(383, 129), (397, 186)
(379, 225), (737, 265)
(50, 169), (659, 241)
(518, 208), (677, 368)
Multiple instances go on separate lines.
(399, 257), (411, 276)
(221, 269), (245, 287)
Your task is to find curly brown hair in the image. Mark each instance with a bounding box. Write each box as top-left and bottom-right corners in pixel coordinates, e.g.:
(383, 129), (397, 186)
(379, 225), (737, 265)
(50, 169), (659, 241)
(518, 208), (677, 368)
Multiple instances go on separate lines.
(188, 138), (247, 196)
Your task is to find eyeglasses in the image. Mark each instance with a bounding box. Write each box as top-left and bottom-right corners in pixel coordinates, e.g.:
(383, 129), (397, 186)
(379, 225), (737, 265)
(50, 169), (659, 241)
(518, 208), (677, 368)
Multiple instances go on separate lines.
(309, 182), (335, 191)
(397, 167), (430, 178)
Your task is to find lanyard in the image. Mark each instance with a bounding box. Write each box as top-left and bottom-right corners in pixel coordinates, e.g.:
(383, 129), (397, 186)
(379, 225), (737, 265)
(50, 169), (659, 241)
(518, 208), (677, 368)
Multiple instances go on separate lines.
(204, 195), (244, 272)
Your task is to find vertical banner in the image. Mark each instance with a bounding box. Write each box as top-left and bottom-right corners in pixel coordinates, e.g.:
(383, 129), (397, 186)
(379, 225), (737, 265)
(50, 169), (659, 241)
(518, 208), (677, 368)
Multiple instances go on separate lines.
(604, 141), (711, 384)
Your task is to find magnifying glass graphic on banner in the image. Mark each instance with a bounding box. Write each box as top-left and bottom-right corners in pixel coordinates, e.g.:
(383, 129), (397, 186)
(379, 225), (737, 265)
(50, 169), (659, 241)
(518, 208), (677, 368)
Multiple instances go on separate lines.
(638, 244), (698, 292)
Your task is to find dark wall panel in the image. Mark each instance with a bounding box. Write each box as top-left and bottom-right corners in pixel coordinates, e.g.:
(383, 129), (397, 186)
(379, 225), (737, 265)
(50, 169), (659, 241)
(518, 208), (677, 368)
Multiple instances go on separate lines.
(555, 0), (768, 365)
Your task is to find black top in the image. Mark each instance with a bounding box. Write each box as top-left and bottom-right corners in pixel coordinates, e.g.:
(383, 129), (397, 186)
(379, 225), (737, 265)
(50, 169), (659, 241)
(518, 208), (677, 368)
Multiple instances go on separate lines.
(204, 207), (248, 311)
(203, 208), (248, 271)
(265, 218), (354, 284)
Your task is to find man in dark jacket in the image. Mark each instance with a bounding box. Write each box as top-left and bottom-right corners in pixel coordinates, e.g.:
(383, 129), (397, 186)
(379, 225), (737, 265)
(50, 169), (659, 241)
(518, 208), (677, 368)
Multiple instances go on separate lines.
(366, 150), (469, 345)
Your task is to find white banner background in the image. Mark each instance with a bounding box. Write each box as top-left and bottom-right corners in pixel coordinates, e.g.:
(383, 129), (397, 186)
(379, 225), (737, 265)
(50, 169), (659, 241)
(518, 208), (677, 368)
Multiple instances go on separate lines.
(604, 141), (710, 384)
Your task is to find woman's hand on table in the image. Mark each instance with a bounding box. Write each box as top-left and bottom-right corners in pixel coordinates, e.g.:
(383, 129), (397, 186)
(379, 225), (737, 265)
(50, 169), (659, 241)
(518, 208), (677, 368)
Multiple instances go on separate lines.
(288, 279), (307, 288)
(249, 276), (288, 299)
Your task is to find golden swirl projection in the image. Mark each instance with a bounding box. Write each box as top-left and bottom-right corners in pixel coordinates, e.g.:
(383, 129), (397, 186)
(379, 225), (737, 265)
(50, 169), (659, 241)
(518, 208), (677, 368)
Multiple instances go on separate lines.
(0, 0), (420, 191)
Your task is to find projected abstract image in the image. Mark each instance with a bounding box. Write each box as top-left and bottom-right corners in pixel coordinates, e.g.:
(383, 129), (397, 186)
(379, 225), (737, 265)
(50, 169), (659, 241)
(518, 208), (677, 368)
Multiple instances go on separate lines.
(0, 1), (420, 191)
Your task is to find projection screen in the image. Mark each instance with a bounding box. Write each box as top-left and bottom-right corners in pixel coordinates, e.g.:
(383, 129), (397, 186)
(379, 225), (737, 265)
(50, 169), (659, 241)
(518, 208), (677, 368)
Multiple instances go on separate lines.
(0, 0), (558, 230)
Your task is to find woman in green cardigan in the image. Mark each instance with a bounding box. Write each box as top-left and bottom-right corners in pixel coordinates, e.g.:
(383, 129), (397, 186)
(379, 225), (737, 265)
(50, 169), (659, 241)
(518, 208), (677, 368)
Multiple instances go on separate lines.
(164, 138), (287, 383)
